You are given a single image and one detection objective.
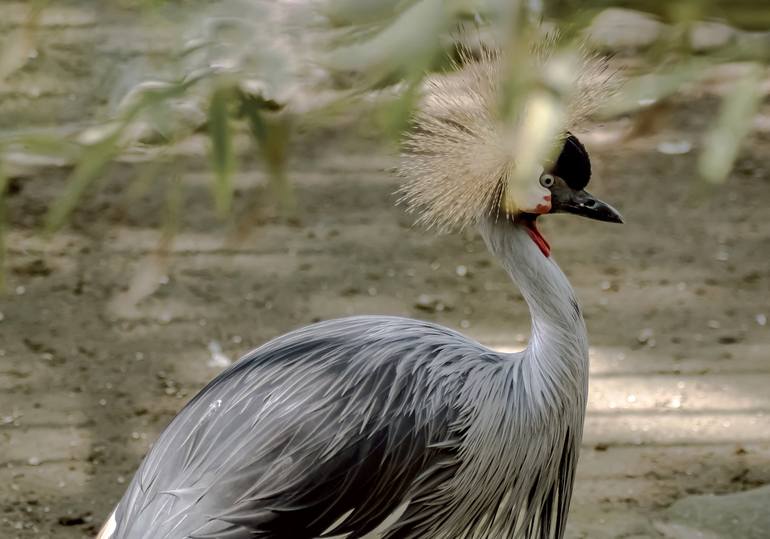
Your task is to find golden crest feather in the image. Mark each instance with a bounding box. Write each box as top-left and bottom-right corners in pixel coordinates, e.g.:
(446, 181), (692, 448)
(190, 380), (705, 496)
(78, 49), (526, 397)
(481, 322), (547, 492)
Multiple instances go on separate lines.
(398, 36), (618, 232)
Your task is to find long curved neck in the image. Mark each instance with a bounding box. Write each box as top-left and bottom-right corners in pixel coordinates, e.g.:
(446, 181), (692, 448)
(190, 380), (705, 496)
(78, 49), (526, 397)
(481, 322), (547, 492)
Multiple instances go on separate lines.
(479, 218), (589, 405)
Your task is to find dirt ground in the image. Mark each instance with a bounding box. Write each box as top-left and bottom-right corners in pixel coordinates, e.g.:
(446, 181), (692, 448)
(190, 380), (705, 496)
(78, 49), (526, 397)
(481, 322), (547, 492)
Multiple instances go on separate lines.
(1, 4), (770, 539)
(2, 87), (770, 538)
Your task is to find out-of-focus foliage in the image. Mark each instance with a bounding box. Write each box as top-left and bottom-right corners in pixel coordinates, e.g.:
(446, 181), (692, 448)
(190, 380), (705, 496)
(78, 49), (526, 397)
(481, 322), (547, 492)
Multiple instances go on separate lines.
(0, 0), (768, 289)
(698, 65), (763, 184)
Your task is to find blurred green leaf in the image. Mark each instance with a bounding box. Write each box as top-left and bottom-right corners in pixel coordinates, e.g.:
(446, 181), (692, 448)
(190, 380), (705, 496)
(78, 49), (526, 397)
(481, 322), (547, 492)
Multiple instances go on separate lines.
(5, 134), (81, 163)
(208, 85), (236, 217)
(320, 0), (405, 27)
(325, 0), (452, 86)
(698, 64), (762, 184)
(239, 93), (295, 215)
(379, 79), (422, 137)
(603, 60), (708, 116)
(0, 0), (45, 82)
(44, 130), (124, 233)
(41, 77), (195, 233)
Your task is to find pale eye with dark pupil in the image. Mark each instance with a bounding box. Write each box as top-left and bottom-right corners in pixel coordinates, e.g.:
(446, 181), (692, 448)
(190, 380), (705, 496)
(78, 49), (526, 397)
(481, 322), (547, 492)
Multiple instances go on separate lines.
(540, 174), (555, 188)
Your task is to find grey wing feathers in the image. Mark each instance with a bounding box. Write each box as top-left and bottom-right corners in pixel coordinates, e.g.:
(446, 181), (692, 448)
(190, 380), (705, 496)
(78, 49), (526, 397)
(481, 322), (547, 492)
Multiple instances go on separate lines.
(111, 316), (483, 539)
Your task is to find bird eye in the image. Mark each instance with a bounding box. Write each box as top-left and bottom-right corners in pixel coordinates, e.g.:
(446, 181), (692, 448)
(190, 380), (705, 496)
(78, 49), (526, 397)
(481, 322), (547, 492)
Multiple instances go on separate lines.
(539, 174), (555, 188)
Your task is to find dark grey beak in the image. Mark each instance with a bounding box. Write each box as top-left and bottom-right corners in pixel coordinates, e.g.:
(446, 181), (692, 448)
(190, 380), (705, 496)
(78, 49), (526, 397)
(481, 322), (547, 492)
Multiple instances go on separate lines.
(553, 189), (623, 224)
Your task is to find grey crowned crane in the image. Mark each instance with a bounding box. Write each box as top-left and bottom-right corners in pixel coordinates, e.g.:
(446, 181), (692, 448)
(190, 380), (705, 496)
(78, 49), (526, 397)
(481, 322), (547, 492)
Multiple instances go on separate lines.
(98, 43), (622, 539)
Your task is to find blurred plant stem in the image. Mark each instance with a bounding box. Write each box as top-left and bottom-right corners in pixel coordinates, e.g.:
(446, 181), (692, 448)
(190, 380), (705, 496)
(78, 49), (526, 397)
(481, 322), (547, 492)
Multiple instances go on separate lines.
(209, 85), (237, 217)
(43, 130), (124, 234)
(0, 0), (46, 82)
(238, 92), (296, 217)
(43, 77), (198, 234)
(699, 64), (763, 184)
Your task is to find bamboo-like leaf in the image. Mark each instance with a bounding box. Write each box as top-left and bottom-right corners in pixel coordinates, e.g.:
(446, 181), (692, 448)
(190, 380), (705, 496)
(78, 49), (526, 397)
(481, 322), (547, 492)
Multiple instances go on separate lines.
(44, 130), (123, 233)
(379, 78), (422, 137)
(7, 133), (81, 163)
(240, 94), (295, 215)
(698, 64), (762, 184)
(603, 60), (707, 116)
(325, 0), (451, 85)
(208, 86), (236, 217)
(0, 0), (46, 82)
(320, 0), (405, 27)
(42, 77), (194, 233)
(240, 93), (268, 144)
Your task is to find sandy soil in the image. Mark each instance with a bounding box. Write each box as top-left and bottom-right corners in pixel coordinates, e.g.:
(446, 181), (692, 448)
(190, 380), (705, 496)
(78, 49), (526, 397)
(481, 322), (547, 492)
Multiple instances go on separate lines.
(1, 89), (769, 539)
(0, 4), (769, 538)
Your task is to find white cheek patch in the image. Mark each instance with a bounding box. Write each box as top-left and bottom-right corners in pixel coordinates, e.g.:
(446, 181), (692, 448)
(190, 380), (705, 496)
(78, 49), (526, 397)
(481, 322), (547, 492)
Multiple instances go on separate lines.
(502, 165), (552, 215)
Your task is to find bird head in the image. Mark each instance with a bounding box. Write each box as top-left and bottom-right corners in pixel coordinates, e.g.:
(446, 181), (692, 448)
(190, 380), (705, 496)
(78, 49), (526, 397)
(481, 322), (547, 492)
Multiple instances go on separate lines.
(514, 132), (622, 257)
(398, 39), (622, 257)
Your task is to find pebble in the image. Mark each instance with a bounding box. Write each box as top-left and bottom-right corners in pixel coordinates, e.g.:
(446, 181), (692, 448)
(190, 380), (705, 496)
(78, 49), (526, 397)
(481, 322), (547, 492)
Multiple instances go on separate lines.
(666, 396), (682, 409)
(637, 327), (654, 344)
(207, 341), (232, 368)
(414, 294), (451, 313)
(715, 250), (729, 261)
(657, 140), (692, 155)
(690, 20), (736, 52)
(588, 8), (664, 50)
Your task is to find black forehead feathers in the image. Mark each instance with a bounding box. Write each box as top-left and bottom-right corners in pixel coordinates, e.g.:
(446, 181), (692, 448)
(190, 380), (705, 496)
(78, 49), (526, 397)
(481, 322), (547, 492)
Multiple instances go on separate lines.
(552, 133), (591, 191)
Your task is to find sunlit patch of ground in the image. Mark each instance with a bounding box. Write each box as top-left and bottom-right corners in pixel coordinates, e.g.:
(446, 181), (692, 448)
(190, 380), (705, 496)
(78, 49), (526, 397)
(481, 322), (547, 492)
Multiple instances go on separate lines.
(1, 3), (770, 538)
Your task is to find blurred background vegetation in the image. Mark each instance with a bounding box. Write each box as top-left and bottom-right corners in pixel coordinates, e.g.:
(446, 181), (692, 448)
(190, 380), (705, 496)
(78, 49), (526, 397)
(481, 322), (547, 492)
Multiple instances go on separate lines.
(0, 0), (768, 289)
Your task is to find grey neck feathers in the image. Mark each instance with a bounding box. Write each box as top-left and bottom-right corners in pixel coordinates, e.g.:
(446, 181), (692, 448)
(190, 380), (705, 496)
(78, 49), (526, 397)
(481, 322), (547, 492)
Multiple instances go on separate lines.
(479, 217), (589, 407)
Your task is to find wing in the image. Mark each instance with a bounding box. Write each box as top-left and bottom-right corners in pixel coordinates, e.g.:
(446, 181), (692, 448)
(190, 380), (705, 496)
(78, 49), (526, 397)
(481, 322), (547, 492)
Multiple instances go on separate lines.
(111, 316), (485, 539)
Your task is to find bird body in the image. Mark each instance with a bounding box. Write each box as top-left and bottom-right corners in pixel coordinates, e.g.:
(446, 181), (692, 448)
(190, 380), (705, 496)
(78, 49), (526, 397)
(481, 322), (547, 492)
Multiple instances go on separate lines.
(103, 220), (590, 539)
(100, 36), (624, 539)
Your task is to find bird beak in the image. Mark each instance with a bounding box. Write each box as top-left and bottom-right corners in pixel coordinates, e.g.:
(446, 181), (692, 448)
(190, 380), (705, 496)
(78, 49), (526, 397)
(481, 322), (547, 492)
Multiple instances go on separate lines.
(553, 189), (623, 223)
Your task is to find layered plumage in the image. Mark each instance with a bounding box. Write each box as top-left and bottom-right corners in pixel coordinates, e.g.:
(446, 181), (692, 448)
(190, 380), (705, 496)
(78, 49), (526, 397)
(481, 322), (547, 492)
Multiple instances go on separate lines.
(104, 219), (588, 539)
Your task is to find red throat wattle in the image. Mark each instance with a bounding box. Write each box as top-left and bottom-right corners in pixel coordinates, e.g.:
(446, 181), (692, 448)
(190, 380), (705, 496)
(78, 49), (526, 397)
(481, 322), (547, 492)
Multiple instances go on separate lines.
(523, 219), (551, 257)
